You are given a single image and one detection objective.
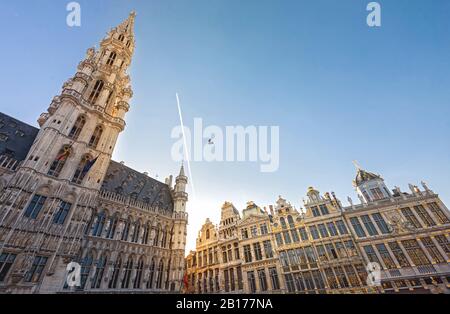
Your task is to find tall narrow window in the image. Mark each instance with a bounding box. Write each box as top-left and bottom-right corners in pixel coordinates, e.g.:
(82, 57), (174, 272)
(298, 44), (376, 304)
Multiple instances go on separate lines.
(122, 219), (130, 241)
(287, 215), (295, 228)
(134, 258), (144, 289)
(68, 116), (86, 140)
(92, 255), (107, 289)
(309, 226), (320, 240)
(80, 252), (94, 289)
(72, 154), (93, 184)
(370, 187), (385, 200)
(121, 257), (134, 289)
(336, 220), (348, 235)
(108, 257), (122, 289)
(318, 224), (329, 238)
(142, 223), (150, 245)
(247, 271), (257, 293)
(371, 213), (390, 234)
(420, 237), (445, 264)
(147, 259), (155, 289)
(400, 207), (422, 228)
(263, 240), (273, 258)
(299, 227), (309, 241)
(269, 267), (280, 290)
(280, 217), (287, 229)
(156, 260), (164, 289)
(388, 242), (410, 267)
(25, 256), (48, 283)
(91, 211), (106, 237)
(24, 194), (47, 219)
(364, 245), (380, 264)
(106, 52), (117, 66)
(88, 80), (104, 104)
(53, 201), (72, 225)
(413, 205), (436, 227)
(0, 253), (17, 282)
(350, 217), (367, 238)
(258, 269), (268, 291)
(88, 126), (103, 148)
(327, 222), (338, 236)
(434, 235), (450, 255)
(106, 215), (118, 239)
(48, 146), (71, 177)
(311, 206), (321, 217)
(319, 204), (329, 215)
(284, 273), (295, 293)
(401, 239), (430, 266)
(132, 222), (141, 243)
(375, 243), (396, 269)
(428, 203), (450, 224)
(361, 215), (379, 236)
(253, 243), (263, 261)
(244, 245), (252, 263)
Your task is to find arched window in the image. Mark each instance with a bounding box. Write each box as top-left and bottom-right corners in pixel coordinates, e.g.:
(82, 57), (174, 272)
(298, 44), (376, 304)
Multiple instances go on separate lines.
(88, 80), (104, 104)
(287, 215), (295, 228)
(206, 229), (210, 239)
(108, 257), (122, 289)
(133, 258), (144, 289)
(72, 154), (93, 184)
(106, 51), (117, 66)
(161, 227), (167, 248)
(106, 214), (118, 239)
(88, 125), (103, 148)
(105, 91), (114, 109)
(142, 223), (150, 245)
(91, 254), (107, 289)
(121, 219), (130, 241)
(132, 221), (141, 243)
(53, 201), (72, 225)
(121, 256), (133, 289)
(48, 146), (71, 177)
(156, 260), (164, 289)
(68, 115), (86, 140)
(154, 225), (161, 247)
(91, 211), (106, 237)
(280, 217), (287, 229)
(118, 34), (125, 42)
(164, 227), (171, 248)
(24, 194), (47, 219)
(147, 259), (155, 289)
(80, 251), (94, 289)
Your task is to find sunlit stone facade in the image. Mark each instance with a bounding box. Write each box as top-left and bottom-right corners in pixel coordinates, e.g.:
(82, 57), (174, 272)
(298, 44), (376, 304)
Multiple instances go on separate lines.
(0, 13), (188, 294)
(186, 168), (450, 294)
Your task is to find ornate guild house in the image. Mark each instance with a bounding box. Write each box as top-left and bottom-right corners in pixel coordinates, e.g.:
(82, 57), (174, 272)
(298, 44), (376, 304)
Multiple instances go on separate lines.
(0, 13), (188, 294)
(186, 167), (450, 294)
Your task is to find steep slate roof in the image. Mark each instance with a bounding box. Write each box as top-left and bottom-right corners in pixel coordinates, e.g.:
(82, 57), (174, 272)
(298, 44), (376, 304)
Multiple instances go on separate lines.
(0, 111), (174, 212)
(101, 161), (174, 212)
(0, 112), (39, 161)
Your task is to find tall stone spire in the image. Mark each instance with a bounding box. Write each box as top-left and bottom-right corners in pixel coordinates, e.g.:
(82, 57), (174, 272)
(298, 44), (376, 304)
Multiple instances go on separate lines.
(25, 13), (137, 190)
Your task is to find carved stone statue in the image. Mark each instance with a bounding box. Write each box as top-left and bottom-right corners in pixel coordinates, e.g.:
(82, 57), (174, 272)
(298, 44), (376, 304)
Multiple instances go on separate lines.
(421, 181), (430, 192)
(347, 196), (353, 207)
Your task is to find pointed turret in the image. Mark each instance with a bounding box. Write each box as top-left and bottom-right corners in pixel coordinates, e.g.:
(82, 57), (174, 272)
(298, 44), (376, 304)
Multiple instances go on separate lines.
(174, 163), (188, 212)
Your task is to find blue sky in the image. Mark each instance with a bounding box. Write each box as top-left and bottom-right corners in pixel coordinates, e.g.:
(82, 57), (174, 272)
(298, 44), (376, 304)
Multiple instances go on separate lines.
(1, 0), (449, 251)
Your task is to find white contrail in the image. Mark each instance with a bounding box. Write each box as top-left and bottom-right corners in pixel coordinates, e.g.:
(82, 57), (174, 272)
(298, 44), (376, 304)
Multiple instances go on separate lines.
(176, 93), (196, 200)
